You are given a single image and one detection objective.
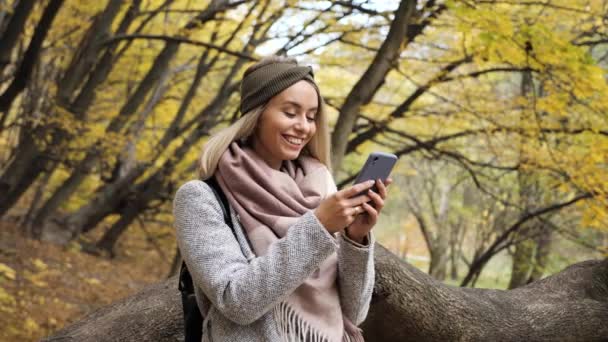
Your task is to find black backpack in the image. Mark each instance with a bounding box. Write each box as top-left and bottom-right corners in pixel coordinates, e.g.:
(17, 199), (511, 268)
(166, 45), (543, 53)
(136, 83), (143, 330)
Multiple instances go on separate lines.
(178, 176), (233, 342)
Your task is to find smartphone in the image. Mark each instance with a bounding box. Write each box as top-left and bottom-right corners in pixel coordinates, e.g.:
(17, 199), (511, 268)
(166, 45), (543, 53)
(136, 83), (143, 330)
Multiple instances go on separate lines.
(353, 152), (398, 196)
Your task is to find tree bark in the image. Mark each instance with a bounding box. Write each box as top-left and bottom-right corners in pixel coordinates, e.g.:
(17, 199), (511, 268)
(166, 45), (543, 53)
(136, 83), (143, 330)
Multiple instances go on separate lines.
(30, 0), (247, 234)
(39, 165), (144, 244)
(460, 193), (591, 287)
(42, 7), (259, 243)
(0, 0), (238, 221)
(0, 134), (44, 215)
(0, 0), (137, 218)
(43, 77), (240, 244)
(0, 0), (64, 113)
(56, 0), (124, 107)
(527, 227), (553, 284)
(94, 201), (141, 256)
(508, 235), (537, 289)
(428, 182), (451, 280)
(43, 245), (608, 342)
(330, 0), (416, 174)
(509, 67), (546, 289)
(31, 60), (172, 236)
(0, 0), (36, 75)
(0, 0), (63, 217)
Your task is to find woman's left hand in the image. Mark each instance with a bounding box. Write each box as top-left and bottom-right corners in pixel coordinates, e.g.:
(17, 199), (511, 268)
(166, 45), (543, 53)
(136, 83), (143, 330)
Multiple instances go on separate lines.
(345, 178), (392, 244)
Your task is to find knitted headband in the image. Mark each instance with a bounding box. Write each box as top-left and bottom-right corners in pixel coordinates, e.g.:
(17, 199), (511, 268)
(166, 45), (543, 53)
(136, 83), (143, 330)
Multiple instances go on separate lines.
(239, 62), (320, 115)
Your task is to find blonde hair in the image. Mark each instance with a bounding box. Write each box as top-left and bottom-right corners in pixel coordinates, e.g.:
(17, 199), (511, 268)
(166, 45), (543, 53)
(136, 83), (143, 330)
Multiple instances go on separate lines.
(198, 56), (331, 180)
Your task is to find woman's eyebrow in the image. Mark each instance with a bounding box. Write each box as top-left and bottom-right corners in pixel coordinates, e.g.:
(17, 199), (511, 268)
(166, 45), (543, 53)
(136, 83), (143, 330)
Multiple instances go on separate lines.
(283, 100), (318, 112)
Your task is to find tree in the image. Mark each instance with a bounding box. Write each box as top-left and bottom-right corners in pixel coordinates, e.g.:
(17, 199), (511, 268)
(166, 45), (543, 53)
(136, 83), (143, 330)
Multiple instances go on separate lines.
(43, 246), (608, 341)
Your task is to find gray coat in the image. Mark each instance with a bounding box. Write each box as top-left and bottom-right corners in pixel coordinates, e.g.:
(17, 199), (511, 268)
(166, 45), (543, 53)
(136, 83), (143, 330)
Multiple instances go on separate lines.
(173, 179), (375, 341)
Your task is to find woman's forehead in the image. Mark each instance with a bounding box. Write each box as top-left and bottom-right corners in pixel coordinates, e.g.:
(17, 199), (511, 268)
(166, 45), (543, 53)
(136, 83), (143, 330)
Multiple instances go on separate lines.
(273, 81), (318, 110)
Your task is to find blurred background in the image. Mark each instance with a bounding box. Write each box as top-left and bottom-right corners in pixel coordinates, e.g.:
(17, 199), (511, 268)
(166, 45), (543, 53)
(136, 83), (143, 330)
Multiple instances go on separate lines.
(0, 0), (606, 340)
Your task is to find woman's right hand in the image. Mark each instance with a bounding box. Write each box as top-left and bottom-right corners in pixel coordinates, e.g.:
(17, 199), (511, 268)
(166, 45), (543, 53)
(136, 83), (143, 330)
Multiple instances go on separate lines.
(313, 180), (376, 234)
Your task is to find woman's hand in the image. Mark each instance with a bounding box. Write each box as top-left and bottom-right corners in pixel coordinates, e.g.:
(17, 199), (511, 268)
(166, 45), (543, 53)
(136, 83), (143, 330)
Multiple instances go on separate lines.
(345, 178), (392, 244)
(313, 180), (376, 234)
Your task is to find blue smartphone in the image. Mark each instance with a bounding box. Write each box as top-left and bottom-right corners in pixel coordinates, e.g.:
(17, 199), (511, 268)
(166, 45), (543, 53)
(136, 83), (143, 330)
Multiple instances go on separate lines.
(353, 152), (398, 196)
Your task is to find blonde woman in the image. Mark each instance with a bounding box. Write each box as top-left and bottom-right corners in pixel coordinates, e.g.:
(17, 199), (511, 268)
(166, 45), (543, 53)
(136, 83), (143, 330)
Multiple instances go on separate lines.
(173, 55), (392, 342)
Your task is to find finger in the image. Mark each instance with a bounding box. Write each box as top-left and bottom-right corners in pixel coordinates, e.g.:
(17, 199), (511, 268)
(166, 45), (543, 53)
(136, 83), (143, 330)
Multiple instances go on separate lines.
(362, 202), (378, 220)
(341, 180), (375, 199)
(356, 205), (364, 216)
(345, 194), (372, 207)
(376, 179), (388, 199)
(367, 188), (384, 209)
(346, 212), (357, 225)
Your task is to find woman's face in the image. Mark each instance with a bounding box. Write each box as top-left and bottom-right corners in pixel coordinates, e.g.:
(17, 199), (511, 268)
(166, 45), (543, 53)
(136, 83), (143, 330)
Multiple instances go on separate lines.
(252, 80), (319, 169)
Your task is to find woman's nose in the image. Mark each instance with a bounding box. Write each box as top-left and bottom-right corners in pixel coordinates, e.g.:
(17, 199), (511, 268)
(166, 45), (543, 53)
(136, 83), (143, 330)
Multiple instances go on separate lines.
(293, 116), (310, 132)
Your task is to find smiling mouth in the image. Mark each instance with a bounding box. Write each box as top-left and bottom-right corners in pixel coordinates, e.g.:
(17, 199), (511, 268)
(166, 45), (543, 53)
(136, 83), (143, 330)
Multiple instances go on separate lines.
(282, 135), (304, 147)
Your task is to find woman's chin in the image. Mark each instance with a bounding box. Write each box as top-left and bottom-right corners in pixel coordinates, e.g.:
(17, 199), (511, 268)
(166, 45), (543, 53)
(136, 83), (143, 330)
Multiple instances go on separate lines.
(283, 148), (304, 160)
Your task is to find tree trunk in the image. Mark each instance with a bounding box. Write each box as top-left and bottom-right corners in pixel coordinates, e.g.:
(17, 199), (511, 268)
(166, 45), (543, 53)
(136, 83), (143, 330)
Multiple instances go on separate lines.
(527, 227), (553, 283)
(39, 165), (143, 244)
(95, 201), (140, 256)
(43, 245), (608, 342)
(509, 67), (543, 289)
(0, 0), (136, 217)
(0, 0), (65, 216)
(0, 0), (64, 113)
(56, 0), (124, 107)
(330, 0), (416, 174)
(31, 61), (172, 235)
(0, 1), (13, 38)
(0, 136), (44, 216)
(0, 0), (234, 222)
(428, 182), (451, 280)
(21, 166), (54, 231)
(428, 247), (448, 280)
(31, 151), (100, 238)
(508, 236), (536, 289)
(31, 0), (243, 233)
(449, 219), (464, 280)
(460, 193), (591, 287)
(50, 50), (246, 242)
(0, 0), (36, 74)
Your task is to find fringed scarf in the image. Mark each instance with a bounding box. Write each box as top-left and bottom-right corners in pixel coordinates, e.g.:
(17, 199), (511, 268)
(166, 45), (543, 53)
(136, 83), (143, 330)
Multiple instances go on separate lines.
(215, 141), (364, 342)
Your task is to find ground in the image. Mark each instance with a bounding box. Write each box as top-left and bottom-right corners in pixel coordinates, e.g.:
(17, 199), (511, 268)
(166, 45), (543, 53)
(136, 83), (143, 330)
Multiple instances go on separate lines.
(0, 219), (175, 342)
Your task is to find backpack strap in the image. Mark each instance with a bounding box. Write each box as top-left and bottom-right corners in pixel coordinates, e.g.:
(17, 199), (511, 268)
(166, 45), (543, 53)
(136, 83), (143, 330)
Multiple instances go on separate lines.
(178, 175), (234, 342)
(205, 175), (233, 230)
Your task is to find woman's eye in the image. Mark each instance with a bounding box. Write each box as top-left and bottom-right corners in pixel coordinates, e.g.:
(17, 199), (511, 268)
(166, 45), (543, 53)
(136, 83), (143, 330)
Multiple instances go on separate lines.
(283, 112), (296, 117)
(306, 117), (315, 122)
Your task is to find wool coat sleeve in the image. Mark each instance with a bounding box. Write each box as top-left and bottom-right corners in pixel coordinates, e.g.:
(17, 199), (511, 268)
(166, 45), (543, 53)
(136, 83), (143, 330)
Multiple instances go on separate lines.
(336, 232), (375, 325)
(173, 180), (339, 325)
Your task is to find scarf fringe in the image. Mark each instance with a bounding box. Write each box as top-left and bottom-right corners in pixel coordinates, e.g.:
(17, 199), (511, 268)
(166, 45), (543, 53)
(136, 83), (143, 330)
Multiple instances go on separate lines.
(274, 302), (365, 342)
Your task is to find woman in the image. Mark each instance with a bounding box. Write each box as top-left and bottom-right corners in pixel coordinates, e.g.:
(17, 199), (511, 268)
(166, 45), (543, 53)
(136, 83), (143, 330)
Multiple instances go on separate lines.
(173, 55), (392, 342)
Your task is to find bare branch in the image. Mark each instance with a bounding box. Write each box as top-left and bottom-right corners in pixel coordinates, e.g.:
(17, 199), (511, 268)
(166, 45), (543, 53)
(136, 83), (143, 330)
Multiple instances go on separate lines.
(103, 34), (256, 60)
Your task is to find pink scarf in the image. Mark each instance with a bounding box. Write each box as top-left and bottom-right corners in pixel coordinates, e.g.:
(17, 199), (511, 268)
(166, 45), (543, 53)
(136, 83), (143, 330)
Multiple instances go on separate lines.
(215, 142), (364, 342)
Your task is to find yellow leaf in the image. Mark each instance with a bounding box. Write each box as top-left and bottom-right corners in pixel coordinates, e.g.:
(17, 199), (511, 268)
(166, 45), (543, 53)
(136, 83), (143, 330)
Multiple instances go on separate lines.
(0, 286), (16, 307)
(33, 258), (47, 271)
(24, 317), (40, 333)
(0, 263), (16, 280)
(85, 277), (101, 286)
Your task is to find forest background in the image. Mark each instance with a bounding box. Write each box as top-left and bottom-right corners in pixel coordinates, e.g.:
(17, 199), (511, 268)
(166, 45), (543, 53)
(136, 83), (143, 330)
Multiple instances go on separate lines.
(0, 0), (607, 341)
